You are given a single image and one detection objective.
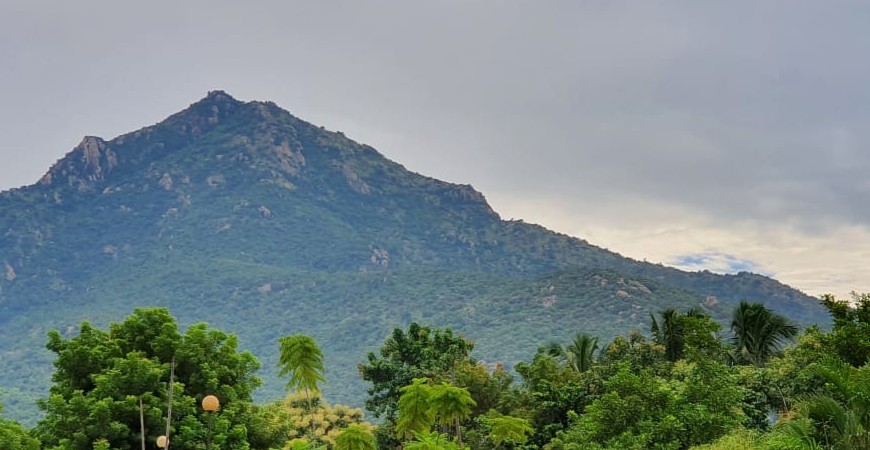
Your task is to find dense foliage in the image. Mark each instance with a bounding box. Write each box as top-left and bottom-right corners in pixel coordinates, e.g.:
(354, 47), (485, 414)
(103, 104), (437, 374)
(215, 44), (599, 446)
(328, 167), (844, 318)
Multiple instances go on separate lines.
(0, 395), (40, 450)
(1, 293), (868, 448)
(35, 308), (261, 449)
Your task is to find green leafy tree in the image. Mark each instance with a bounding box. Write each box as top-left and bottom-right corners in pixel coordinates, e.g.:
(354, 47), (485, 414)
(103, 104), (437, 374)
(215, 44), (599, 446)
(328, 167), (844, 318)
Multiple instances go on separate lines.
(820, 292), (870, 366)
(334, 424), (377, 450)
(396, 378), (436, 440)
(514, 350), (592, 446)
(429, 382), (476, 446)
(404, 431), (461, 450)
(778, 357), (870, 448)
(250, 391), (371, 449)
(35, 308), (261, 450)
(278, 335), (326, 411)
(358, 323), (472, 447)
(481, 414), (533, 449)
(454, 361), (515, 417)
(730, 302), (799, 365)
(0, 395), (40, 450)
(549, 358), (744, 449)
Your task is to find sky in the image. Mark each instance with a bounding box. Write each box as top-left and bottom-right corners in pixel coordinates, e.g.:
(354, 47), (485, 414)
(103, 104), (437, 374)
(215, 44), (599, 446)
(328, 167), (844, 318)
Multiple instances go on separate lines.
(1, 1), (867, 298)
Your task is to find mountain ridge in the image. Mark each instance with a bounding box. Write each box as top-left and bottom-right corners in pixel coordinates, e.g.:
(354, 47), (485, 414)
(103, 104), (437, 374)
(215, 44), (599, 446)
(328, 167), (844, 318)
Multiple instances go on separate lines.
(0, 91), (825, 423)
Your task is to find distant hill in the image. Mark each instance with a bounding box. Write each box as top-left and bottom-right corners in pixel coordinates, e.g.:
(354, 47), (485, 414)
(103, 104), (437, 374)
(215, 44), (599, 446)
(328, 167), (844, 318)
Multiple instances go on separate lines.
(0, 91), (826, 423)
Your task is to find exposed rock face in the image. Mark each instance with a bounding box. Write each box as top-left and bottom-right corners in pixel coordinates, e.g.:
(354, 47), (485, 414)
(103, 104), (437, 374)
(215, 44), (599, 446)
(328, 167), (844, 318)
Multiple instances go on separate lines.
(39, 136), (117, 191)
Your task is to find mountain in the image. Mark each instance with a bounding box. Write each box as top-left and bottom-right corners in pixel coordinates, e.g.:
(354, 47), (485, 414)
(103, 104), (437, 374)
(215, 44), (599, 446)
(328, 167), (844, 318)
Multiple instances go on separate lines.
(0, 91), (826, 423)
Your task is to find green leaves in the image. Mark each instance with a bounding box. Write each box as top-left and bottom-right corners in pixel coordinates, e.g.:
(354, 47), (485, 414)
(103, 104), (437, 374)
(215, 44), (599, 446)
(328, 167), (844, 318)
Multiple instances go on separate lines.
(481, 414), (533, 447)
(394, 379), (476, 446)
(334, 424), (376, 450)
(730, 301), (798, 366)
(396, 379), (436, 439)
(278, 334), (326, 396)
(36, 308), (261, 450)
(359, 323), (473, 422)
(0, 404), (39, 450)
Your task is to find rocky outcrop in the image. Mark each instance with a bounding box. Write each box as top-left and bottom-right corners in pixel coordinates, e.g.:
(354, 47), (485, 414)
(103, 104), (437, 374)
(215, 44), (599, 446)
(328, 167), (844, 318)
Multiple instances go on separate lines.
(38, 136), (117, 191)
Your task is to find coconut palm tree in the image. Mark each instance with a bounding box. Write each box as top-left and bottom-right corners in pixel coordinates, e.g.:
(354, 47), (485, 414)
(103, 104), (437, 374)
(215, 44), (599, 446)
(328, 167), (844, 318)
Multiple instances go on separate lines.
(729, 302), (798, 365)
(543, 332), (599, 372)
(651, 307), (708, 362)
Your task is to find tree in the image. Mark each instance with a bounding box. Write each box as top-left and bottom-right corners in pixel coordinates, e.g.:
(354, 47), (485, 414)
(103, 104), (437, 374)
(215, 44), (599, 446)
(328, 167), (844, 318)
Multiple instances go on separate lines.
(278, 335), (326, 411)
(358, 323), (473, 447)
(428, 383), (476, 446)
(544, 333), (599, 373)
(549, 359), (744, 449)
(250, 391), (371, 449)
(482, 414), (533, 449)
(359, 324), (473, 420)
(651, 307), (712, 362)
(396, 378), (436, 440)
(777, 357), (870, 448)
(0, 395), (40, 450)
(820, 292), (870, 366)
(334, 424), (376, 450)
(403, 431), (461, 450)
(730, 301), (798, 365)
(35, 308), (261, 450)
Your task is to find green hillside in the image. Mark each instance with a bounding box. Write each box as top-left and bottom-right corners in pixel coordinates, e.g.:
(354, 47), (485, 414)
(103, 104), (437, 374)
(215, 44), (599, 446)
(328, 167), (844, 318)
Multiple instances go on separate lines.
(0, 91), (826, 424)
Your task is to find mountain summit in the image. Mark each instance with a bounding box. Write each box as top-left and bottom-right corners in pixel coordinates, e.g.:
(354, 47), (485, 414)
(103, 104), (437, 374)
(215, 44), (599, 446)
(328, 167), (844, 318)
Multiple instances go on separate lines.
(0, 92), (826, 422)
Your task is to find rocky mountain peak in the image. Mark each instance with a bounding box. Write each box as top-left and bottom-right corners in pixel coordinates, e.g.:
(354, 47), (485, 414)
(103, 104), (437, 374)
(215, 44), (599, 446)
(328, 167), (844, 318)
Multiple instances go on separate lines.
(38, 135), (117, 190)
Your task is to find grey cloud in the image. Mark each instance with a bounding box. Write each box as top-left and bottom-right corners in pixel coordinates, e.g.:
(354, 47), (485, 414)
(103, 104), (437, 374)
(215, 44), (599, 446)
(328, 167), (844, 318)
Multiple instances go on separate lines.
(1, 0), (869, 235)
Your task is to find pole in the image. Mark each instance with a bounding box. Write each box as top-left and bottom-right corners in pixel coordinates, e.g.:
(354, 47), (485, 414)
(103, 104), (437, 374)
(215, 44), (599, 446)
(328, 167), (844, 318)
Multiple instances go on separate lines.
(140, 397), (146, 450)
(165, 357), (176, 450)
(206, 411), (214, 450)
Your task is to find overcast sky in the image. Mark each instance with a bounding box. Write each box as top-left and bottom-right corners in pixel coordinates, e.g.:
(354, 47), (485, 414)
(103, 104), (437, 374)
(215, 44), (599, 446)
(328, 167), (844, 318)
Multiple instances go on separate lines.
(1, 1), (867, 298)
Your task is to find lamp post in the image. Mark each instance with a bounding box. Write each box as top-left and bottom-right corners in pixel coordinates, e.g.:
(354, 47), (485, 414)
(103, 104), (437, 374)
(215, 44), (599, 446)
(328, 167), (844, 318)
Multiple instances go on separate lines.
(202, 395), (220, 450)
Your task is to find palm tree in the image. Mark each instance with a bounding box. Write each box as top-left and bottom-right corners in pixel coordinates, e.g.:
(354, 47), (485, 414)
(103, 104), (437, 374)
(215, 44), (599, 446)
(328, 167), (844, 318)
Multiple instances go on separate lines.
(651, 308), (685, 362)
(396, 378), (436, 440)
(651, 307), (707, 362)
(543, 332), (599, 372)
(278, 334), (326, 417)
(729, 302), (798, 365)
(565, 333), (599, 373)
(334, 424), (376, 450)
(428, 383), (476, 446)
(783, 358), (870, 448)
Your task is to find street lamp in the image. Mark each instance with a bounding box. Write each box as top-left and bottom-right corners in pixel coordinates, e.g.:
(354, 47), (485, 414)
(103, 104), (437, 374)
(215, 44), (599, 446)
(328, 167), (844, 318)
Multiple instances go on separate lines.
(202, 395), (220, 450)
(156, 435), (168, 449)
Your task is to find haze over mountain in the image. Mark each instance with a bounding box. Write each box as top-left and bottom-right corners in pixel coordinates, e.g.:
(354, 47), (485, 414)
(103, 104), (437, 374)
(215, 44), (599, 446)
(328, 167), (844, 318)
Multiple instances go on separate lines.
(0, 92), (826, 423)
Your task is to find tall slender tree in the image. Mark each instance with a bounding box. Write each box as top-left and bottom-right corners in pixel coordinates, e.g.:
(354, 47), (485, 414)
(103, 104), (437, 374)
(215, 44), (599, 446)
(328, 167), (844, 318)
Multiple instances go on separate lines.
(651, 307), (707, 362)
(396, 378), (436, 440)
(428, 383), (476, 446)
(278, 335), (326, 413)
